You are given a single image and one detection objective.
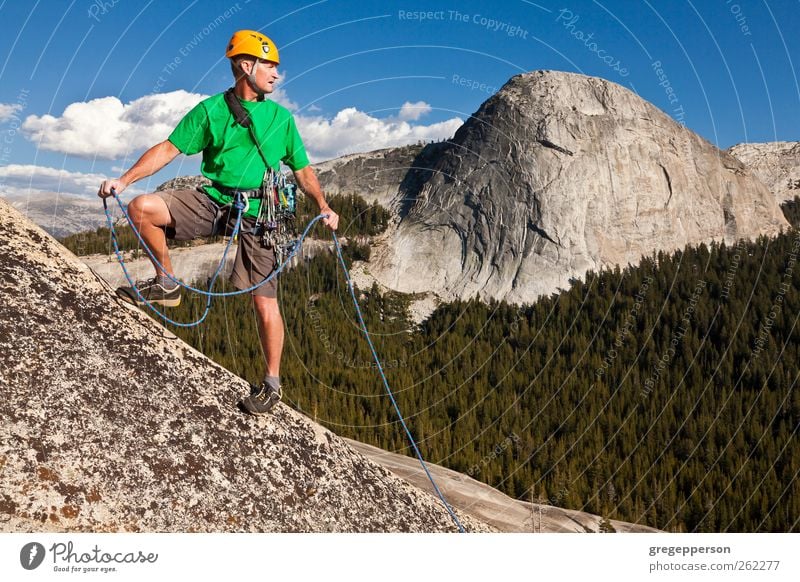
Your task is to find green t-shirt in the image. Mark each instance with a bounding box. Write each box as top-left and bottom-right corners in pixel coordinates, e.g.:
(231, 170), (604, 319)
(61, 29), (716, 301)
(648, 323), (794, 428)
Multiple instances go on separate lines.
(168, 92), (309, 218)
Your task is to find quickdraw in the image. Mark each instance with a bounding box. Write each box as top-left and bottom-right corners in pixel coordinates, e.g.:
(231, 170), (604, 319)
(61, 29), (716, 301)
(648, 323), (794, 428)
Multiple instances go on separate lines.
(256, 168), (298, 265)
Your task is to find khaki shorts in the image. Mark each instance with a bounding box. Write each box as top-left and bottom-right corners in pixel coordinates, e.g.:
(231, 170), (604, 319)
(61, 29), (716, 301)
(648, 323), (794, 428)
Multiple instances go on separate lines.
(155, 188), (278, 298)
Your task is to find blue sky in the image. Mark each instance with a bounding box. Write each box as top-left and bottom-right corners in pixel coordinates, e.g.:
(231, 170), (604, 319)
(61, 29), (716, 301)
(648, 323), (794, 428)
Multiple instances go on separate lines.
(0, 0), (798, 199)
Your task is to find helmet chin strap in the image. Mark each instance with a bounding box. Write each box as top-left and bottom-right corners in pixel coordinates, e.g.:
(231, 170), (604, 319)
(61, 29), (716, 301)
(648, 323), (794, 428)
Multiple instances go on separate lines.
(243, 59), (266, 100)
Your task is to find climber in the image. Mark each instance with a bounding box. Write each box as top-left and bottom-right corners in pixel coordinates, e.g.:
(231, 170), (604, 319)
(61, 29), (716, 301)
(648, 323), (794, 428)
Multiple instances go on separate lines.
(97, 30), (339, 416)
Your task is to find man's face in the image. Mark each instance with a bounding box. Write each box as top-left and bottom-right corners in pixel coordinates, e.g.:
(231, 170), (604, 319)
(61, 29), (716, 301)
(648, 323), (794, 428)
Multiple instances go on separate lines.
(252, 59), (279, 94)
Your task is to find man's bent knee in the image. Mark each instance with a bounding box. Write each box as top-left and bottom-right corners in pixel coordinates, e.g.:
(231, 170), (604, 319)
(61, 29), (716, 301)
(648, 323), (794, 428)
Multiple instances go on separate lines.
(128, 194), (172, 227)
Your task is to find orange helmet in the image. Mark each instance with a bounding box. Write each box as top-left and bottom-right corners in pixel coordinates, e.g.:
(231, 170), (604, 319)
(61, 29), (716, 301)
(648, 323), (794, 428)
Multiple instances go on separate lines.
(225, 30), (279, 64)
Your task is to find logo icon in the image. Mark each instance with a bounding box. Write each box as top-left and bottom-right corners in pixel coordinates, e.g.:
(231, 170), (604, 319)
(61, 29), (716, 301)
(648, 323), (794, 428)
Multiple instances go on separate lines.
(261, 42), (270, 55)
(20, 542), (46, 570)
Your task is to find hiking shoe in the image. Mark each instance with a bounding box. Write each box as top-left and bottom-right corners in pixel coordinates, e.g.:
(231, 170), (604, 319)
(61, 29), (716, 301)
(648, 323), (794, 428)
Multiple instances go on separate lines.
(241, 381), (282, 415)
(116, 277), (181, 307)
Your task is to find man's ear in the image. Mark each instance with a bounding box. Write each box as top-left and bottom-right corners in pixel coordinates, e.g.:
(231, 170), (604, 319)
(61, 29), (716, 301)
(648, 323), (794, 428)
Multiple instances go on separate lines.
(237, 57), (255, 76)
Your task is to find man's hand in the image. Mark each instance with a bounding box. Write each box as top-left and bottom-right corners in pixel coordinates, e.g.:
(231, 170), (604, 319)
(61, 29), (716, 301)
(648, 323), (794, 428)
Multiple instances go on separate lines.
(320, 204), (339, 231)
(98, 178), (127, 198)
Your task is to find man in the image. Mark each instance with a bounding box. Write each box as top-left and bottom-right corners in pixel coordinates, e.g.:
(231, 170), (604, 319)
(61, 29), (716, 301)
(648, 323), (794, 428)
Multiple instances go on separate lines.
(98, 30), (339, 416)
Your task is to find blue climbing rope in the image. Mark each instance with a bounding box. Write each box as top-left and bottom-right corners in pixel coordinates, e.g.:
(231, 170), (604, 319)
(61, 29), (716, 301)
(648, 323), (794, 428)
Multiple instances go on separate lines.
(102, 191), (327, 326)
(103, 193), (242, 327)
(103, 190), (466, 532)
(331, 231), (466, 533)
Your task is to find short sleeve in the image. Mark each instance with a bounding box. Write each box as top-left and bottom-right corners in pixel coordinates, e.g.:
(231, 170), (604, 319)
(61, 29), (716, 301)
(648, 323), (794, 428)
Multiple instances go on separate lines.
(168, 102), (211, 155)
(282, 115), (309, 171)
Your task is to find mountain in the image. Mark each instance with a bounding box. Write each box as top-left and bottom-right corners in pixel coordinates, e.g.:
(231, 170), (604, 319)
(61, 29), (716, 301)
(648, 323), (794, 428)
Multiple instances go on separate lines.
(365, 70), (788, 304)
(0, 197), (491, 533)
(311, 144), (429, 207)
(0, 196), (662, 533)
(728, 141), (800, 204)
(1, 193), (108, 238)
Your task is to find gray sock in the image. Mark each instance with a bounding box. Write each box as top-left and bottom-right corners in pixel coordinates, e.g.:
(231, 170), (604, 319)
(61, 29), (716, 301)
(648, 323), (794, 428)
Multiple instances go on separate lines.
(157, 273), (178, 290)
(264, 375), (281, 390)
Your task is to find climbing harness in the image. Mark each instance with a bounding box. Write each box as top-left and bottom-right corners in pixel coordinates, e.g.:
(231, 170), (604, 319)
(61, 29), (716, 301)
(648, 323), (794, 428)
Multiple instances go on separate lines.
(101, 190), (466, 532)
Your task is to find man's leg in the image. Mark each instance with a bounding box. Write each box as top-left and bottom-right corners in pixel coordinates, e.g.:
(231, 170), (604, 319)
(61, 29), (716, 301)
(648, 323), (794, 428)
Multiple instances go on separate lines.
(126, 193), (175, 276)
(116, 189), (215, 307)
(252, 295), (284, 377)
(236, 231), (283, 415)
(241, 295), (284, 415)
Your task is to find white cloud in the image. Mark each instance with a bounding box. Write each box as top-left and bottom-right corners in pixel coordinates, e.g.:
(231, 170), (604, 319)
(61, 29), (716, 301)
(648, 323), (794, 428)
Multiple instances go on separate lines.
(270, 86), (297, 111)
(269, 70), (298, 111)
(296, 108), (462, 162)
(22, 90), (207, 159)
(0, 164), (108, 198)
(397, 101), (432, 121)
(0, 103), (23, 123)
(19, 88), (463, 165)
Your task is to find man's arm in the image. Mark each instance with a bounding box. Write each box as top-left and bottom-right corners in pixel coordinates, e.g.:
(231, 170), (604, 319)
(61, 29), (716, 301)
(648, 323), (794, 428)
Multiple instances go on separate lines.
(98, 140), (180, 197)
(293, 165), (339, 230)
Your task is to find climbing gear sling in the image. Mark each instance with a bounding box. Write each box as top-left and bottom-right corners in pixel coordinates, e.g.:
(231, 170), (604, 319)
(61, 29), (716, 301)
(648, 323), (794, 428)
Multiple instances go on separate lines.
(223, 87), (298, 265)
